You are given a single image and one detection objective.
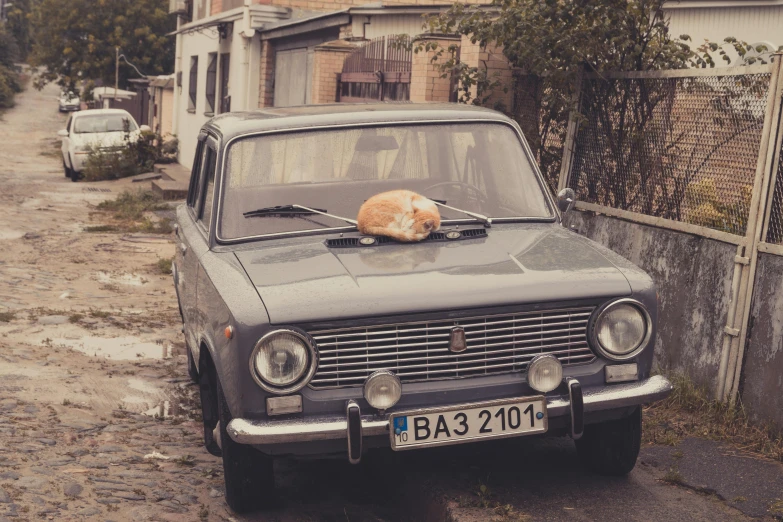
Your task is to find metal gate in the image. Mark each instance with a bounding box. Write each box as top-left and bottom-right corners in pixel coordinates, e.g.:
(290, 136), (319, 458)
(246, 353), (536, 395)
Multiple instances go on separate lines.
(338, 36), (412, 103)
(553, 59), (783, 404)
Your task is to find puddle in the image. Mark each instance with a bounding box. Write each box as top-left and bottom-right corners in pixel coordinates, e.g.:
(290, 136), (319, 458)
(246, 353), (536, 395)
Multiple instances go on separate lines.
(96, 272), (146, 286)
(47, 335), (172, 360)
(142, 383), (200, 420)
(0, 230), (25, 240)
(127, 378), (160, 394)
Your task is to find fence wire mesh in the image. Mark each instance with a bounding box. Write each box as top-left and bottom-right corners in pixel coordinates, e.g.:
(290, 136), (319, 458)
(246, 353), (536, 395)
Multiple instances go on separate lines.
(569, 72), (772, 236)
(511, 73), (567, 194)
(765, 110), (783, 244)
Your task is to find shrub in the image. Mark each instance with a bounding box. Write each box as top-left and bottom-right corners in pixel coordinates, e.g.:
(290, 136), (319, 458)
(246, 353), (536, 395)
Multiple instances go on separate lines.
(82, 129), (178, 182)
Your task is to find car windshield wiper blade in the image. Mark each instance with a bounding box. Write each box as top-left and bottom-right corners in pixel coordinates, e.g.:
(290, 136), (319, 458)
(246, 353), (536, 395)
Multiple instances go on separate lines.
(432, 201), (492, 227)
(243, 204), (358, 227)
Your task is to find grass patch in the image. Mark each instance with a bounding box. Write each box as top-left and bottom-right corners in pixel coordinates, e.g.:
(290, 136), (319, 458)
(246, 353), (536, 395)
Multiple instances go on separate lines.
(643, 373), (783, 462)
(769, 499), (783, 517)
(90, 190), (173, 234)
(89, 309), (112, 319)
(0, 311), (15, 322)
(156, 257), (173, 275)
(84, 225), (118, 233)
(68, 313), (84, 324)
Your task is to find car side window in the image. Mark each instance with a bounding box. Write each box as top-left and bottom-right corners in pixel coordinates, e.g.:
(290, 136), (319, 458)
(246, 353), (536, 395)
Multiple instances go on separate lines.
(199, 145), (217, 230)
(187, 140), (206, 209)
(192, 145), (210, 217)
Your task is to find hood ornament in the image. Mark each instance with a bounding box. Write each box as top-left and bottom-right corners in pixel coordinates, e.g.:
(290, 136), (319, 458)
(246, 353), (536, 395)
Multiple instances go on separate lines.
(450, 327), (467, 353)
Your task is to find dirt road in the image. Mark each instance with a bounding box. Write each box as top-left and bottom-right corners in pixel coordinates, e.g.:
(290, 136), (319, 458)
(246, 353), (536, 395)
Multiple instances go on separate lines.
(0, 82), (768, 522)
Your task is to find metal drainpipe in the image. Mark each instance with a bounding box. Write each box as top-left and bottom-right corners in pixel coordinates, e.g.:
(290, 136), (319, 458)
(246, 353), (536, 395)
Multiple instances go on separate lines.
(172, 14), (183, 143)
(240, 0), (255, 111)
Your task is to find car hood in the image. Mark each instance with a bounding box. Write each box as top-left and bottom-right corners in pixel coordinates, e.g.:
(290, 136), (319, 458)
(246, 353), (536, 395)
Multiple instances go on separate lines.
(72, 132), (133, 148)
(234, 224), (632, 324)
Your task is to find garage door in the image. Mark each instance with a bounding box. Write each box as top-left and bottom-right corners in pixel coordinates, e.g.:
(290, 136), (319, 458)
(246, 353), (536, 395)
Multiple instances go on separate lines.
(274, 48), (311, 107)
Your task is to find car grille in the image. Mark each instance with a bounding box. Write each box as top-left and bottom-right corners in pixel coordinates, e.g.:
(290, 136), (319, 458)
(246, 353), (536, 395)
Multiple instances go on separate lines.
(307, 307), (596, 389)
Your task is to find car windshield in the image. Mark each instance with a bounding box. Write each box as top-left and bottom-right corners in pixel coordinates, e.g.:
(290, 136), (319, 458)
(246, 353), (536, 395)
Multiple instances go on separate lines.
(74, 114), (137, 134)
(219, 123), (553, 240)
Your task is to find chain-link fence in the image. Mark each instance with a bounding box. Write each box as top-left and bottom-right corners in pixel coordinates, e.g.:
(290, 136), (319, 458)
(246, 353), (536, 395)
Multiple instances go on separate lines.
(510, 72), (567, 195)
(568, 69), (772, 237)
(765, 110), (783, 244)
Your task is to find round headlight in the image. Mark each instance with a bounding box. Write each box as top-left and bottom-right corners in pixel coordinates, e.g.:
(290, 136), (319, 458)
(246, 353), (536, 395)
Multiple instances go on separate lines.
(250, 330), (316, 393)
(363, 370), (402, 411)
(527, 354), (563, 393)
(594, 300), (650, 359)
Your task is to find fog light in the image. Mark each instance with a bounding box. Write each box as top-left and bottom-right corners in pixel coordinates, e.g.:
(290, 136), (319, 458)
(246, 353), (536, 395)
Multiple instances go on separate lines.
(527, 355), (563, 393)
(363, 370), (401, 411)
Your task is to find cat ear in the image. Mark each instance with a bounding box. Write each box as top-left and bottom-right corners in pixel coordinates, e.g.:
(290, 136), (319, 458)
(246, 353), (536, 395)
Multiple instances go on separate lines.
(423, 219), (435, 231)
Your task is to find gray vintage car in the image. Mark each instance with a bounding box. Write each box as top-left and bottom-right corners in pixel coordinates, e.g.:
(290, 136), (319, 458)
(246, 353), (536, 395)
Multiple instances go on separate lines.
(173, 103), (672, 513)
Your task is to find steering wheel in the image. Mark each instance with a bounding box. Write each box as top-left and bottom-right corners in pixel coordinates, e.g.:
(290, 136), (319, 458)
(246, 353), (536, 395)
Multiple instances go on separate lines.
(423, 181), (488, 206)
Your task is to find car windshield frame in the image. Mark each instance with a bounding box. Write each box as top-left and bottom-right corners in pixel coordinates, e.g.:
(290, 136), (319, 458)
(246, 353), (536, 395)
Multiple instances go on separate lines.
(214, 119), (557, 245)
(73, 113), (137, 134)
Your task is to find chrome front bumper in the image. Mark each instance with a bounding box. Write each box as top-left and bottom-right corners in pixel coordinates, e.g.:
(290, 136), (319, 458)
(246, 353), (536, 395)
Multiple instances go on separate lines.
(227, 375), (671, 446)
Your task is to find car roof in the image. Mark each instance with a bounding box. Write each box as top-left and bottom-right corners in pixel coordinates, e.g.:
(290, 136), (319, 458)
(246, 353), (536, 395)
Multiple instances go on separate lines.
(73, 108), (132, 117)
(203, 103), (515, 142)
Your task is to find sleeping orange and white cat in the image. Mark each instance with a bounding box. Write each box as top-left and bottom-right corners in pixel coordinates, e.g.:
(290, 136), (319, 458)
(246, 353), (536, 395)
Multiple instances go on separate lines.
(357, 190), (441, 242)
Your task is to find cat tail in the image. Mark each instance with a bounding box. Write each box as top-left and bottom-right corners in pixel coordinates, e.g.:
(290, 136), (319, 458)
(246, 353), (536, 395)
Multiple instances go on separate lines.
(361, 226), (419, 242)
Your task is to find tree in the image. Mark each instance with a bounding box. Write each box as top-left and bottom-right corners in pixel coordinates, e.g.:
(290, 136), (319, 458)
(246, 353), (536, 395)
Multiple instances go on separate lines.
(5, 0), (36, 61)
(425, 0), (771, 213)
(29, 0), (175, 90)
(0, 25), (22, 108)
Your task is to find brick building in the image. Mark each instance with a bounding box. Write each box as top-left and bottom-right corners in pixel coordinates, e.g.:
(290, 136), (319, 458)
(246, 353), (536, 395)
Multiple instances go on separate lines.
(170, 0), (492, 167)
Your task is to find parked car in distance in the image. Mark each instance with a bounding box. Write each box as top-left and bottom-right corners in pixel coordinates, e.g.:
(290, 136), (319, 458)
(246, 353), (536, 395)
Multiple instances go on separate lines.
(174, 104), (673, 513)
(57, 108), (150, 181)
(58, 91), (81, 112)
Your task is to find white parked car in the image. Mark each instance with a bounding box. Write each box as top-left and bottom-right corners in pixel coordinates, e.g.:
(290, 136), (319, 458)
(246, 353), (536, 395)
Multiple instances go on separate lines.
(58, 91), (81, 112)
(58, 109), (150, 181)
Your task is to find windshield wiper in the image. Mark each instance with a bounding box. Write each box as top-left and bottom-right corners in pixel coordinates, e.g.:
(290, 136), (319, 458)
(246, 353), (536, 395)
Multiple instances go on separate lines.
(243, 205), (358, 227)
(432, 201), (492, 227)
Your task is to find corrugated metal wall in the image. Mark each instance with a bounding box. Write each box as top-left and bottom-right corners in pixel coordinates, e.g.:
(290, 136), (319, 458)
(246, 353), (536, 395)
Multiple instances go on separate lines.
(666, 6), (783, 61)
(354, 15), (428, 41)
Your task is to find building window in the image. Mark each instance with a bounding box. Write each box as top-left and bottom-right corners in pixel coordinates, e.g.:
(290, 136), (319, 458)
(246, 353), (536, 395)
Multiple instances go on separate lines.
(219, 53), (230, 114)
(188, 56), (198, 112)
(205, 53), (217, 115)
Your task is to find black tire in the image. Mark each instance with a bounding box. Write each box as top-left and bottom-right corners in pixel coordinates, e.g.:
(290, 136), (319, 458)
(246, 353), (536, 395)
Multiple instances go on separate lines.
(63, 161), (71, 178)
(69, 156), (80, 182)
(575, 407), (642, 476)
(217, 378), (275, 513)
(198, 357), (222, 457)
(186, 345), (199, 383)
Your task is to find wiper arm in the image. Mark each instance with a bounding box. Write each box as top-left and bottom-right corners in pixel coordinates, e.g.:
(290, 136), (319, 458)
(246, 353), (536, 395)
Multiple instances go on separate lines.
(432, 201), (492, 228)
(243, 204), (358, 227)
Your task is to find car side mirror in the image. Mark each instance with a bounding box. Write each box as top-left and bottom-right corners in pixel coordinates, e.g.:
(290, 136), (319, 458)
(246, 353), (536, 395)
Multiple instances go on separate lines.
(57, 129), (69, 138)
(139, 125), (151, 133)
(557, 188), (576, 214)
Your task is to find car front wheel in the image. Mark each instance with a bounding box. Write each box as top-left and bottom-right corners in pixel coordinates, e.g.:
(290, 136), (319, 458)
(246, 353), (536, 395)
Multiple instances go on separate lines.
(216, 378), (275, 513)
(575, 407), (641, 476)
(63, 160), (71, 178)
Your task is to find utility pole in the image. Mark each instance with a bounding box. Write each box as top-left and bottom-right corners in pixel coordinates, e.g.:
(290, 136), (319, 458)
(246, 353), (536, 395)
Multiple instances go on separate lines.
(114, 47), (119, 102)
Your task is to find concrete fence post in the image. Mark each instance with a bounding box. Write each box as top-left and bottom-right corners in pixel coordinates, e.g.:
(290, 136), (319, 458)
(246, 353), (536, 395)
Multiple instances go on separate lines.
(311, 40), (356, 105)
(409, 35), (461, 103)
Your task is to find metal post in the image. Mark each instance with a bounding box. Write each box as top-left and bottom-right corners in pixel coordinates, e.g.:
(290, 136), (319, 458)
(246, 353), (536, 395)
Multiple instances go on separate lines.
(720, 54), (783, 402)
(557, 67), (585, 192)
(114, 47), (119, 101)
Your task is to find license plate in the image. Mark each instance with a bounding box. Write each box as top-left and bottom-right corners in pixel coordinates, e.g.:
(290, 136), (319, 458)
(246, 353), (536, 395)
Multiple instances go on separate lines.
(389, 396), (547, 450)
